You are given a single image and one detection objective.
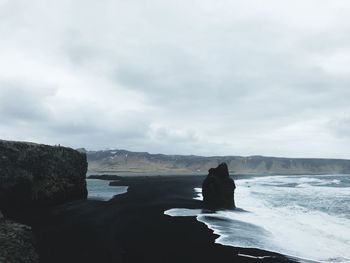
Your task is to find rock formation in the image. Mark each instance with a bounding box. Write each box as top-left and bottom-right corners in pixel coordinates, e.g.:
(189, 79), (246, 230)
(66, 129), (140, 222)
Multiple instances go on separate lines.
(202, 163), (236, 209)
(0, 139), (88, 263)
(0, 140), (88, 208)
(0, 214), (38, 263)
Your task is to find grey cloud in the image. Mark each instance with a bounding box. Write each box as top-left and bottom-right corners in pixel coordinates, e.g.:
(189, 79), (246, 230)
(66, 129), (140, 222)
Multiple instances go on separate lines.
(0, 0), (350, 158)
(0, 82), (55, 123)
(328, 118), (350, 139)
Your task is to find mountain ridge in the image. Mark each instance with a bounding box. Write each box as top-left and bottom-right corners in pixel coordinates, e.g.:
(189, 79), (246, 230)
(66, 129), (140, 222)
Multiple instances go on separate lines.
(85, 149), (350, 175)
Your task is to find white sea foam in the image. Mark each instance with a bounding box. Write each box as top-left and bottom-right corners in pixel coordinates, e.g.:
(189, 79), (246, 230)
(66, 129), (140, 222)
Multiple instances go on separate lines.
(87, 179), (128, 201)
(165, 208), (203, 217)
(165, 175), (350, 263)
(194, 187), (203, 200)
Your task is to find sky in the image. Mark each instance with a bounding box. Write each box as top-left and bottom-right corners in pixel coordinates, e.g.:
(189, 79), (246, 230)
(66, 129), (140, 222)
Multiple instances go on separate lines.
(0, 0), (350, 158)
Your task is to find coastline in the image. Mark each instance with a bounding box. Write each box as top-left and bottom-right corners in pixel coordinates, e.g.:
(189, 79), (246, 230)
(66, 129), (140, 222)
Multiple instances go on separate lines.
(7, 175), (297, 263)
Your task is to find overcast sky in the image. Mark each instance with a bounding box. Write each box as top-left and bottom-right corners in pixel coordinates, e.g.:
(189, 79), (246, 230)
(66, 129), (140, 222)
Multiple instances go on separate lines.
(0, 0), (350, 158)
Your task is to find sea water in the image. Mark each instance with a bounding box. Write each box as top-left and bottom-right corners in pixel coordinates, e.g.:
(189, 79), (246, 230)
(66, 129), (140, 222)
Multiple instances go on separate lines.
(165, 174), (350, 263)
(86, 179), (128, 201)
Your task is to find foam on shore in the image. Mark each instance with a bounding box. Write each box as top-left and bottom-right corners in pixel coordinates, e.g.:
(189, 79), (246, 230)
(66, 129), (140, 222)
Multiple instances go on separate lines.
(165, 174), (350, 263)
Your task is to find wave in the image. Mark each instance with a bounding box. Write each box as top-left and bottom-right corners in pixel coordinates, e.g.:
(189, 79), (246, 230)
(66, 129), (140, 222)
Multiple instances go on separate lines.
(165, 174), (350, 263)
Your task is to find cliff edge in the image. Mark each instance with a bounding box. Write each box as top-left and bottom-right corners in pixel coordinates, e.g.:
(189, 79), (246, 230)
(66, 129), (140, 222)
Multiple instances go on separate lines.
(0, 140), (88, 263)
(0, 140), (88, 208)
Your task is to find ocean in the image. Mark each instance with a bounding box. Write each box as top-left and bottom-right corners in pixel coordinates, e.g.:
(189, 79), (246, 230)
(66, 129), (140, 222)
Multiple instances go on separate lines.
(86, 179), (128, 201)
(165, 174), (350, 263)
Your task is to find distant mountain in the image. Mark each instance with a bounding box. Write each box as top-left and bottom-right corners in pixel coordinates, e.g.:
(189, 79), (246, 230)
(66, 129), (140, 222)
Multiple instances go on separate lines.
(86, 149), (350, 175)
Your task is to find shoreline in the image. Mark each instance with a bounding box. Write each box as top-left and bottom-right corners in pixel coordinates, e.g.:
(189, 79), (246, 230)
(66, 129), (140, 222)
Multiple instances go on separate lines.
(7, 175), (297, 263)
(88, 171), (349, 177)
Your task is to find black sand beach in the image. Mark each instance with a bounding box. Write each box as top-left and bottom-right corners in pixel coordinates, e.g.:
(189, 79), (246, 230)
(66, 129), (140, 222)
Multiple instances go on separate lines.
(7, 175), (297, 263)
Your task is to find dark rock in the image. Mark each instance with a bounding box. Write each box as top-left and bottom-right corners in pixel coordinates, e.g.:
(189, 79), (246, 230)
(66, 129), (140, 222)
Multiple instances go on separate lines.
(0, 140), (88, 209)
(202, 163), (236, 209)
(0, 217), (38, 263)
(88, 174), (122, 180)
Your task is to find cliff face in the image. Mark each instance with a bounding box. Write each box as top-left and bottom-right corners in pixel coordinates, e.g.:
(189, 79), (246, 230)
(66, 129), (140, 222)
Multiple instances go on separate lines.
(87, 149), (350, 175)
(0, 140), (88, 209)
(0, 140), (88, 263)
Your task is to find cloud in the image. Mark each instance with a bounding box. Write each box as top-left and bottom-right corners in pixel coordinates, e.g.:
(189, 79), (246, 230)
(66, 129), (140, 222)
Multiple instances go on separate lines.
(0, 82), (55, 123)
(0, 0), (350, 158)
(328, 117), (350, 139)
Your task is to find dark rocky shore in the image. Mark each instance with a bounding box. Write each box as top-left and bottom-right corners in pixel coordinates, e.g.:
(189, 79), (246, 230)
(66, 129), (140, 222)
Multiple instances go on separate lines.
(1, 140), (297, 263)
(0, 140), (87, 262)
(9, 176), (295, 263)
(0, 214), (38, 263)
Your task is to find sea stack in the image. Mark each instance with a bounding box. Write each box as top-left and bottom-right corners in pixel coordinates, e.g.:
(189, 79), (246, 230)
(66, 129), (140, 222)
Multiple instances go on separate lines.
(202, 162), (236, 209)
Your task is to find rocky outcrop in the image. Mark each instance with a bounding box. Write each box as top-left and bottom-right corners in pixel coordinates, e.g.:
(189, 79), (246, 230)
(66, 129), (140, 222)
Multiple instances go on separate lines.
(0, 214), (38, 263)
(0, 140), (88, 262)
(0, 139), (88, 208)
(88, 174), (122, 180)
(202, 163), (236, 209)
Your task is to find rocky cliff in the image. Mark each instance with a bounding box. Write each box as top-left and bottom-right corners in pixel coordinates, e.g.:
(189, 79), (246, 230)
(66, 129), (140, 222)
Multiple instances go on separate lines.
(0, 140), (88, 208)
(0, 139), (88, 263)
(87, 149), (350, 175)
